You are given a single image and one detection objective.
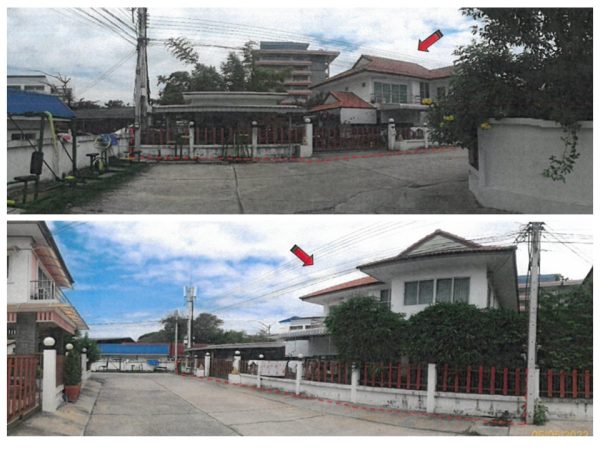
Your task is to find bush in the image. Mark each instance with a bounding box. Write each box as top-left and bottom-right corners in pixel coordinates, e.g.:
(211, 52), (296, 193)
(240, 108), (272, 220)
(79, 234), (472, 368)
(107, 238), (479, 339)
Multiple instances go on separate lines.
(63, 350), (82, 386)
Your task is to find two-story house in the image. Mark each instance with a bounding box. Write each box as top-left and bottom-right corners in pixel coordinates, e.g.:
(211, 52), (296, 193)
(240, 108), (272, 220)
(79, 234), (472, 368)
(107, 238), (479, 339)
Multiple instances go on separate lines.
(310, 55), (453, 126)
(277, 230), (518, 357)
(7, 221), (88, 355)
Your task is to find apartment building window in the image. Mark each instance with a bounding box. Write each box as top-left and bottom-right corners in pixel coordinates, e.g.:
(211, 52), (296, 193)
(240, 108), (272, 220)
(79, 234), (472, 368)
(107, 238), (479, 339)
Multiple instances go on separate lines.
(289, 325), (304, 331)
(374, 81), (407, 104)
(419, 82), (430, 100)
(436, 86), (446, 99)
(24, 85), (45, 92)
(380, 289), (391, 310)
(405, 277), (470, 305)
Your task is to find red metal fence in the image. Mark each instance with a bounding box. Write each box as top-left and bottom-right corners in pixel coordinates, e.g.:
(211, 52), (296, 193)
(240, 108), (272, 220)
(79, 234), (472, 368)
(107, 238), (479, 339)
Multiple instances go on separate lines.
(303, 360), (351, 385)
(142, 127), (304, 147)
(436, 365), (527, 396)
(313, 126), (385, 152)
(540, 368), (593, 399)
(7, 355), (40, 422)
(360, 362), (427, 390)
(210, 358), (233, 379)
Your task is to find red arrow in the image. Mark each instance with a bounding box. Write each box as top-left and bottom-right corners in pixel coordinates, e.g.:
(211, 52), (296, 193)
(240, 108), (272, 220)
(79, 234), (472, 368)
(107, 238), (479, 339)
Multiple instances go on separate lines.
(418, 30), (443, 52)
(290, 245), (314, 266)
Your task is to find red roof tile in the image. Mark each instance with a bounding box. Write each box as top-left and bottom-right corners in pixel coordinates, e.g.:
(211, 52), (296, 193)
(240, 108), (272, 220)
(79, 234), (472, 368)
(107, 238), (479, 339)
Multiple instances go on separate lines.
(310, 91), (375, 112)
(312, 55), (454, 88)
(301, 276), (382, 299)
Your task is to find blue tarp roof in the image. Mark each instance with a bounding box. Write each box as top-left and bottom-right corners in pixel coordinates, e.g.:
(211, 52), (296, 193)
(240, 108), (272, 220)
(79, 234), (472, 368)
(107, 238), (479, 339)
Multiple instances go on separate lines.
(98, 343), (170, 356)
(7, 88), (75, 119)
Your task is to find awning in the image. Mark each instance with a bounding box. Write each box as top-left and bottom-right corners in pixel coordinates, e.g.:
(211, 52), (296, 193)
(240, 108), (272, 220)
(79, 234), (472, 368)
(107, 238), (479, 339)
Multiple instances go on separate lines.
(7, 89), (75, 119)
(33, 244), (72, 288)
(7, 303), (88, 333)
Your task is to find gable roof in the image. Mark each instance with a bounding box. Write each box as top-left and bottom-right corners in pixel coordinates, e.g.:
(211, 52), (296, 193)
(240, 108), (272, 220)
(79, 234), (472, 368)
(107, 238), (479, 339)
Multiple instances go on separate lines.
(310, 91), (375, 112)
(7, 88), (75, 119)
(311, 54), (454, 89)
(357, 229), (516, 271)
(301, 276), (383, 300)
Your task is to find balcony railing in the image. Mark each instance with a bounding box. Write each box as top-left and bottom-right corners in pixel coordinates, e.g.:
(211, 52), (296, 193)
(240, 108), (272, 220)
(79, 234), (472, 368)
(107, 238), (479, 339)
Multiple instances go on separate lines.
(29, 280), (71, 305)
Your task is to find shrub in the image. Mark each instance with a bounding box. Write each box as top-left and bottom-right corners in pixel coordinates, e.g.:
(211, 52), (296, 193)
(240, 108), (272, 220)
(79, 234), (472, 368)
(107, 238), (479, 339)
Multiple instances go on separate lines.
(63, 350), (82, 386)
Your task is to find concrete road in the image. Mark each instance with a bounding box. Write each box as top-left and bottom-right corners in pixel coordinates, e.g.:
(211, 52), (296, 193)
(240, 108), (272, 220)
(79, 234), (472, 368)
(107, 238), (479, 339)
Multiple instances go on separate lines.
(84, 373), (471, 436)
(70, 148), (505, 214)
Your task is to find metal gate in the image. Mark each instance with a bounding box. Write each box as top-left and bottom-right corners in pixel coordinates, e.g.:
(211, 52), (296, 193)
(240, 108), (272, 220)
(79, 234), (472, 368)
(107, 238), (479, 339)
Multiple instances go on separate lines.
(7, 355), (40, 423)
(313, 125), (386, 152)
(210, 358), (233, 379)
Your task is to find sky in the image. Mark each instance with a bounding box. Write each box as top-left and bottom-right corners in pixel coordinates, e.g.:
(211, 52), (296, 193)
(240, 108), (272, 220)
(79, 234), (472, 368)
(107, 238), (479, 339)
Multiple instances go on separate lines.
(47, 216), (594, 341)
(6, 6), (475, 103)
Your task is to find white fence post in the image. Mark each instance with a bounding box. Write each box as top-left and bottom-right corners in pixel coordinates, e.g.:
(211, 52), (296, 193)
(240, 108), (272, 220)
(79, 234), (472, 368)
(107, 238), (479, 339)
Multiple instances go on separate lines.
(81, 349), (88, 381)
(188, 121), (195, 157)
(257, 354), (264, 388)
(350, 363), (359, 403)
(295, 354), (304, 395)
(426, 363), (437, 413)
(300, 117), (313, 158)
(204, 352), (211, 377)
(233, 351), (241, 374)
(251, 121), (258, 156)
(42, 337), (58, 413)
(424, 127), (430, 149)
(387, 118), (396, 151)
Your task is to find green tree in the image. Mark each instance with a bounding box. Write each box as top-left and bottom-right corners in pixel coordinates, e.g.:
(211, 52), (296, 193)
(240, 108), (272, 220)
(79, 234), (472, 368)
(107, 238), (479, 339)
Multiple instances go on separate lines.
(221, 53), (246, 91)
(71, 98), (100, 109)
(324, 296), (407, 363)
(428, 8), (592, 181)
(190, 64), (224, 91)
(157, 71), (192, 105)
(68, 332), (100, 366)
(104, 99), (127, 108)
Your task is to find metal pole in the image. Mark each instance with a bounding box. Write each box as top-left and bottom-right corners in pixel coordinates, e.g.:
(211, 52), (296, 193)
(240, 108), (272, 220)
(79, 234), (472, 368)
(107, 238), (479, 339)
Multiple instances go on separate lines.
(133, 7), (148, 153)
(184, 287), (196, 350)
(525, 222), (544, 424)
(174, 310), (178, 372)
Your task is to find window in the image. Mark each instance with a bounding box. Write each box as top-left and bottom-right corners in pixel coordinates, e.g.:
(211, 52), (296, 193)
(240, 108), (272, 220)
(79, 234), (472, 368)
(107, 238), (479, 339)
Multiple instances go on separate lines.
(436, 86), (446, 99)
(289, 325), (303, 331)
(405, 277), (471, 305)
(24, 85), (45, 92)
(404, 280), (433, 305)
(420, 82), (430, 100)
(374, 81), (407, 104)
(380, 289), (391, 310)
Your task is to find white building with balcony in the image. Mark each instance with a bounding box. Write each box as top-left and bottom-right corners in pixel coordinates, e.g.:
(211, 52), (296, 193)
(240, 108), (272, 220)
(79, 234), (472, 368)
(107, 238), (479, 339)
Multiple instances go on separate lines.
(310, 55), (453, 126)
(7, 221), (88, 355)
(277, 230), (518, 357)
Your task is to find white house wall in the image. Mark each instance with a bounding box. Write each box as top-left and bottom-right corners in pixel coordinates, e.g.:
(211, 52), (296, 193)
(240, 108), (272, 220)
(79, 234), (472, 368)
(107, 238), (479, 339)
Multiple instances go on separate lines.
(307, 336), (337, 356)
(340, 108), (377, 124)
(284, 340), (310, 357)
(7, 236), (35, 304)
(390, 263), (489, 317)
(321, 287), (385, 315)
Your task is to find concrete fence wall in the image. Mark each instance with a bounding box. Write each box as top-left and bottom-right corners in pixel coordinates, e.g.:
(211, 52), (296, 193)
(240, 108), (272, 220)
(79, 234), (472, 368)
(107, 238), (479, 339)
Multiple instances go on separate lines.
(470, 118), (593, 213)
(217, 361), (591, 421)
(42, 347), (91, 413)
(7, 136), (129, 183)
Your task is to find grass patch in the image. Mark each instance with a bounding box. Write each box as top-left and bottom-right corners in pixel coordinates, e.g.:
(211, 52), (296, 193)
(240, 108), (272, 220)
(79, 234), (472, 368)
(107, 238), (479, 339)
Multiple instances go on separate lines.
(17, 163), (150, 214)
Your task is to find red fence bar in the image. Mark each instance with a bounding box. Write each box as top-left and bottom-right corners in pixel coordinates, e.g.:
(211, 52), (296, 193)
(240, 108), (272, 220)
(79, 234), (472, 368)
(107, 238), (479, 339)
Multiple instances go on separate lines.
(572, 369), (578, 398)
(388, 363), (393, 389)
(363, 364), (368, 386)
(466, 366), (471, 393)
(406, 365), (411, 389)
(502, 368), (508, 395)
(379, 364), (384, 387)
(559, 370), (566, 398)
(330, 361), (334, 383)
(478, 366), (484, 394)
(454, 370), (459, 393)
(584, 370), (590, 399)
(396, 363), (401, 389)
(489, 367), (496, 395)
(515, 368), (521, 396)
(547, 369), (553, 397)
(416, 366), (422, 391)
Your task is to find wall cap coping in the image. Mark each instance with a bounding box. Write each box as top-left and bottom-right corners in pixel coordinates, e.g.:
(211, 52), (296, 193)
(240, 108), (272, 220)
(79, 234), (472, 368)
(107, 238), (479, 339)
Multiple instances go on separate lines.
(488, 118), (593, 129)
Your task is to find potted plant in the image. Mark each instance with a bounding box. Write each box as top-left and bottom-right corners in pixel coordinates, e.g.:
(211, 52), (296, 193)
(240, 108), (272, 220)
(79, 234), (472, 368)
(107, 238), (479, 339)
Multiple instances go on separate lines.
(63, 350), (82, 402)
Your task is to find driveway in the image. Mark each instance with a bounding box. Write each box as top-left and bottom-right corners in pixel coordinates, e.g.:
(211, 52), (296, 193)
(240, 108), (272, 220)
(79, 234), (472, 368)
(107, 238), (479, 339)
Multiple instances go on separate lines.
(69, 148), (505, 214)
(83, 373), (470, 436)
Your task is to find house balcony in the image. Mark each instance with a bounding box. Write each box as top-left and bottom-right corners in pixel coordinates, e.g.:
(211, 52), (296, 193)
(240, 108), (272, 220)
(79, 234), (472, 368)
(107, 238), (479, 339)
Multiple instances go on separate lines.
(29, 280), (71, 305)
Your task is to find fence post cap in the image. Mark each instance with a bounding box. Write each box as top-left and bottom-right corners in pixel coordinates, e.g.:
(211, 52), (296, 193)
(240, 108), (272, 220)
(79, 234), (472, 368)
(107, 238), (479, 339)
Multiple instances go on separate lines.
(235, 350), (241, 355)
(388, 118), (395, 123)
(43, 337), (55, 347)
(304, 117), (311, 124)
(82, 347), (87, 353)
(252, 121), (258, 126)
(297, 353), (304, 359)
(259, 354), (264, 359)
(205, 352), (210, 357)
(65, 343), (74, 351)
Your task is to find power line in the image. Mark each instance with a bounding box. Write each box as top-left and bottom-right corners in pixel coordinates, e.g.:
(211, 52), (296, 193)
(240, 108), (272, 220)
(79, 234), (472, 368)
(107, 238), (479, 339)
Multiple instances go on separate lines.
(77, 49), (137, 98)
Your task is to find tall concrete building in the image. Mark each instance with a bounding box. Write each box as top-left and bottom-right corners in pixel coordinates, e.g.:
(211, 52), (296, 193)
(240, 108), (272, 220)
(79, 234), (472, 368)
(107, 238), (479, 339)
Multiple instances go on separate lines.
(254, 41), (339, 102)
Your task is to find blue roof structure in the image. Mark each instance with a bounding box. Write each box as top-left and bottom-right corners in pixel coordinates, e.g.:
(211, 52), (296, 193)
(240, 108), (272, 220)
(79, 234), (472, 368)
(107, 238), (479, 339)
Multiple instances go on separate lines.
(7, 88), (75, 119)
(98, 343), (170, 356)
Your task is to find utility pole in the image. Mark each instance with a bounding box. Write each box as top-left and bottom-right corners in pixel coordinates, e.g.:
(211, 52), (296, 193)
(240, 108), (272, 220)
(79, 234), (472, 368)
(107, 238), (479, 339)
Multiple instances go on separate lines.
(523, 222), (544, 424)
(184, 286), (196, 349)
(133, 7), (149, 153)
(174, 309), (179, 366)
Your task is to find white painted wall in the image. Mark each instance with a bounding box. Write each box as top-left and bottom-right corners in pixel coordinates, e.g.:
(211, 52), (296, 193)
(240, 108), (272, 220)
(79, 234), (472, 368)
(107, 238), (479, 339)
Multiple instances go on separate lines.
(340, 108), (377, 124)
(470, 118), (592, 213)
(307, 336), (337, 357)
(389, 263), (488, 317)
(284, 340), (310, 357)
(7, 131), (129, 183)
(7, 237), (35, 304)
